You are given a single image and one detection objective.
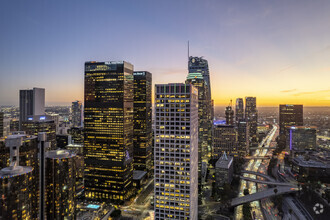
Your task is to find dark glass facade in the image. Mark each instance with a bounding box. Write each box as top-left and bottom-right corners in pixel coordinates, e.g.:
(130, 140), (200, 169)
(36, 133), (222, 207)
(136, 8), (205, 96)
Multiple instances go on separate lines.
(188, 57), (213, 161)
(84, 61), (134, 203)
(0, 112), (3, 138)
(72, 101), (82, 127)
(133, 71), (152, 174)
(245, 97), (258, 148)
(235, 98), (244, 123)
(21, 116), (56, 150)
(279, 104), (303, 136)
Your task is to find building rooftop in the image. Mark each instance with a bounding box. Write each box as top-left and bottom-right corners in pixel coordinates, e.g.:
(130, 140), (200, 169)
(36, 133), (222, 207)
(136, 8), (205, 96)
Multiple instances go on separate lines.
(46, 149), (76, 159)
(133, 170), (147, 180)
(216, 152), (233, 169)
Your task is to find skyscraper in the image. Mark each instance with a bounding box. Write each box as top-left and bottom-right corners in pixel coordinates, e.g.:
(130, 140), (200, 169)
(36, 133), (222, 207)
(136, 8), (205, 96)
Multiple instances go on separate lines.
(19, 87), (45, 129)
(235, 98), (244, 123)
(186, 72), (209, 168)
(45, 150), (77, 219)
(84, 61), (134, 202)
(72, 101), (82, 127)
(0, 112), (3, 138)
(188, 56), (213, 156)
(133, 71), (152, 174)
(0, 135), (37, 219)
(213, 124), (238, 159)
(245, 97), (258, 148)
(154, 83), (198, 220)
(21, 115), (56, 150)
(279, 104), (303, 136)
(225, 104), (234, 126)
(237, 120), (249, 157)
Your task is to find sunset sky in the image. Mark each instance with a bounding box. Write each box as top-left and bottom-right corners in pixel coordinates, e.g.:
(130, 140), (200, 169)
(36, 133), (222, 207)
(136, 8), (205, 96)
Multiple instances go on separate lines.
(0, 0), (330, 106)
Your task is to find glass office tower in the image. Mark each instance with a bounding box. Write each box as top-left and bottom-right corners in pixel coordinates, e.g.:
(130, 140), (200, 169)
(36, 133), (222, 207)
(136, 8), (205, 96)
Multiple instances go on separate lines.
(279, 104), (303, 136)
(84, 61), (134, 203)
(235, 98), (244, 123)
(133, 71), (152, 175)
(245, 97), (258, 148)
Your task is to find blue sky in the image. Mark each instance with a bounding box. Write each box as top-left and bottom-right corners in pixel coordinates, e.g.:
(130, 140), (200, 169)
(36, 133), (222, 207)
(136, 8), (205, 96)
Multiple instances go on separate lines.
(1, 0), (330, 106)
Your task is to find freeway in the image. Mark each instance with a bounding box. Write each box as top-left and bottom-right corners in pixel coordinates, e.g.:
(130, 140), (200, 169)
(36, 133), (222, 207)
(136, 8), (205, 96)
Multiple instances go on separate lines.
(234, 125), (278, 220)
(241, 170), (275, 182)
(239, 176), (295, 187)
(231, 186), (298, 207)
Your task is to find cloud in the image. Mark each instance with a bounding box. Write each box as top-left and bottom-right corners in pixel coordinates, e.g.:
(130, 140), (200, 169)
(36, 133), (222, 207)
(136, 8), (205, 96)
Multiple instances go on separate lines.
(293, 89), (330, 96)
(281, 89), (297, 93)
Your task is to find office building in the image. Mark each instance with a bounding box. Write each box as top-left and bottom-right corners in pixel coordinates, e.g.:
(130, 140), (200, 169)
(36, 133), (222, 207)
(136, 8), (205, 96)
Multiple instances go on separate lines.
(245, 97), (258, 148)
(0, 135), (37, 219)
(235, 98), (244, 123)
(133, 71), (152, 174)
(188, 57), (213, 160)
(279, 104), (303, 136)
(237, 120), (249, 157)
(286, 126), (317, 153)
(154, 83), (198, 220)
(84, 61), (134, 202)
(0, 112), (3, 137)
(45, 150), (76, 219)
(213, 124), (238, 159)
(19, 87), (45, 129)
(225, 104), (234, 126)
(186, 72), (211, 173)
(21, 115), (56, 150)
(72, 101), (83, 127)
(56, 134), (72, 149)
(215, 153), (233, 186)
(68, 127), (84, 144)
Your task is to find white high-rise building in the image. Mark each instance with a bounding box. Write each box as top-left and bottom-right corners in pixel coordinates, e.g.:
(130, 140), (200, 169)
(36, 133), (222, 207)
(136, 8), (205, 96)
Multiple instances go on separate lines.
(19, 87), (45, 129)
(154, 83), (198, 220)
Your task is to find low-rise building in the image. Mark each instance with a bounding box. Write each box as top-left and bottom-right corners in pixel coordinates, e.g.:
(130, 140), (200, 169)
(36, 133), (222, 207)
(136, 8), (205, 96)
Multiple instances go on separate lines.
(215, 153), (233, 186)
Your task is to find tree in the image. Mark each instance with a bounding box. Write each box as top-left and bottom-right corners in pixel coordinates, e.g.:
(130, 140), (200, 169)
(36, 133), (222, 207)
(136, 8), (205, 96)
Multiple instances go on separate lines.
(274, 188), (278, 195)
(110, 209), (121, 219)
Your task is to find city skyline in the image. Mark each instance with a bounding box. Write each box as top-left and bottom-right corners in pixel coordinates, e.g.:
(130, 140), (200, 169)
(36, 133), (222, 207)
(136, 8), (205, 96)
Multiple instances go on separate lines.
(1, 0), (330, 107)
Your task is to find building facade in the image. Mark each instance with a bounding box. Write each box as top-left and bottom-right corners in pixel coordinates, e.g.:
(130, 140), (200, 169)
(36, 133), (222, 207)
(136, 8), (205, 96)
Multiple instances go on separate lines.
(21, 115), (56, 150)
(213, 124), (238, 159)
(84, 61), (134, 202)
(19, 87), (45, 129)
(188, 57), (213, 161)
(235, 98), (244, 123)
(286, 126), (317, 153)
(72, 101), (83, 127)
(225, 105), (234, 126)
(237, 120), (249, 157)
(0, 112), (3, 138)
(215, 153), (233, 186)
(133, 71), (152, 174)
(45, 150), (76, 219)
(154, 83), (198, 220)
(279, 104), (303, 136)
(245, 97), (258, 148)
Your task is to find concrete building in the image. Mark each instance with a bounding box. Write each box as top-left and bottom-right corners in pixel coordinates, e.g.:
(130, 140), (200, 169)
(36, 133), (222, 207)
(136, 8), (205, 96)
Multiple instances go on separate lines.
(215, 153), (233, 186)
(19, 87), (45, 129)
(154, 83), (198, 220)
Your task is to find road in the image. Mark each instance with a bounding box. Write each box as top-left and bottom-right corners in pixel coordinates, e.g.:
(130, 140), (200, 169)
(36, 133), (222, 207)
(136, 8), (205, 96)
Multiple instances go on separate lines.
(234, 125), (278, 220)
